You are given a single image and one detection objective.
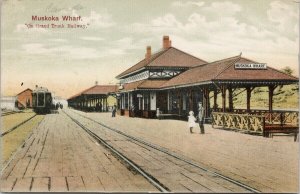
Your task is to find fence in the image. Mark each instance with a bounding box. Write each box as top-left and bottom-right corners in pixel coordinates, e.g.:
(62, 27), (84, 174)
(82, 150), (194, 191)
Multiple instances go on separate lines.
(211, 110), (299, 136)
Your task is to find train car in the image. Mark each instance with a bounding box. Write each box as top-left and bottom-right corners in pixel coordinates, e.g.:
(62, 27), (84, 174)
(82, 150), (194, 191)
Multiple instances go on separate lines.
(32, 87), (54, 114)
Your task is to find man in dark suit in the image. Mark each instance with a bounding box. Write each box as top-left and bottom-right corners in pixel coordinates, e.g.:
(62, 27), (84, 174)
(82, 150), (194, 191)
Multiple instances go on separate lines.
(112, 104), (117, 117)
(198, 102), (205, 134)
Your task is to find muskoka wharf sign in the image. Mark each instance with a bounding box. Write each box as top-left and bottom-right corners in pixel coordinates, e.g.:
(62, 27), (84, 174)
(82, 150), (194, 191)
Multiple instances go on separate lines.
(234, 63), (267, 69)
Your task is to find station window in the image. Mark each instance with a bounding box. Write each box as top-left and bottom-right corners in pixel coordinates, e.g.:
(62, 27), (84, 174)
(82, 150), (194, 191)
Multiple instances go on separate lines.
(169, 91), (179, 113)
(125, 93), (128, 109)
(143, 92), (150, 110)
(182, 93), (187, 111)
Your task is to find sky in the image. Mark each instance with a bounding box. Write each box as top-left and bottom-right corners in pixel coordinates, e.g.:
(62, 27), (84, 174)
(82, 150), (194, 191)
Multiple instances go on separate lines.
(1, 0), (299, 99)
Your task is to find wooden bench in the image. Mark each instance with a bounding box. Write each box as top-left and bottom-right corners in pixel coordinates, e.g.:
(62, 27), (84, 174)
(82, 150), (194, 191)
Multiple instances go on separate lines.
(263, 124), (299, 141)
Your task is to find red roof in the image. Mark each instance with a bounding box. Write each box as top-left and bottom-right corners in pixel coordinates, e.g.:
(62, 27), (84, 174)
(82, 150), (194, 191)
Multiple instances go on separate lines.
(122, 80), (144, 91)
(215, 57), (298, 81)
(68, 85), (118, 100)
(120, 80), (168, 92)
(116, 47), (207, 79)
(162, 55), (298, 88)
(16, 88), (32, 96)
(139, 80), (167, 89)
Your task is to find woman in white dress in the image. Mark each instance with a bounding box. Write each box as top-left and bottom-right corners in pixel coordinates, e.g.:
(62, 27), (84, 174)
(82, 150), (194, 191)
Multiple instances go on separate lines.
(188, 111), (196, 133)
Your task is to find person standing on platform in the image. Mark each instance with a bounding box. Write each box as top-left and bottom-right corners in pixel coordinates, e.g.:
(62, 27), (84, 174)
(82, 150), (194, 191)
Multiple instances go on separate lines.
(112, 104), (117, 117)
(96, 102), (99, 112)
(131, 104), (135, 117)
(198, 102), (205, 134)
(99, 103), (102, 112)
(188, 111), (197, 133)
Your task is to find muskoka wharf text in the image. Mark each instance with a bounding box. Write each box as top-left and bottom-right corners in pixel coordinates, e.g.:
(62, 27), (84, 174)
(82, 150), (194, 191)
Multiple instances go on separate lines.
(32, 15), (82, 21)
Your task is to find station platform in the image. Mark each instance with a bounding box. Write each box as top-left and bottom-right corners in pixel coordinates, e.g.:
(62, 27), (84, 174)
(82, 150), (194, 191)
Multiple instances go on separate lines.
(80, 110), (299, 193)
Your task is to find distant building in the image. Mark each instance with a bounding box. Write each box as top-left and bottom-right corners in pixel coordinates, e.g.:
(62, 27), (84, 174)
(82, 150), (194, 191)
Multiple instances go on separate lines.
(1, 96), (17, 110)
(68, 84), (118, 112)
(16, 88), (33, 109)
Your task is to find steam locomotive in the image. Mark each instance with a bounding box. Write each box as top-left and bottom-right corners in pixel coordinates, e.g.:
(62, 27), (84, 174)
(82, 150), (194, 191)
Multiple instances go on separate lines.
(32, 87), (54, 114)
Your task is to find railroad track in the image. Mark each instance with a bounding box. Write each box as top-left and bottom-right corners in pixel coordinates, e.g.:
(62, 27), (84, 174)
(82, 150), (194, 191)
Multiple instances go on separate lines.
(63, 109), (261, 193)
(63, 110), (168, 192)
(1, 114), (37, 136)
(1, 111), (19, 117)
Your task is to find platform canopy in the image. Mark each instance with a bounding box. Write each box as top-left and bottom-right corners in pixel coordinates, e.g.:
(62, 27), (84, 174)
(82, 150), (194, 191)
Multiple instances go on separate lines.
(159, 55), (298, 114)
(68, 85), (118, 100)
(118, 55), (298, 92)
(68, 85), (118, 111)
(119, 80), (168, 92)
(161, 55), (298, 89)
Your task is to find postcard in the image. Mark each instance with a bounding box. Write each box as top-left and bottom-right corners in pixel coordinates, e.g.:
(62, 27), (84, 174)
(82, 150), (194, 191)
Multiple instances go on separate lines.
(1, 0), (299, 193)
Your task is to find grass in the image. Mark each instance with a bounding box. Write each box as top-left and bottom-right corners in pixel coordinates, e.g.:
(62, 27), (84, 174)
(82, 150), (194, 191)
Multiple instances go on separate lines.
(107, 96), (117, 106)
(1, 110), (36, 133)
(1, 115), (45, 166)
(210, 84), (299, 110)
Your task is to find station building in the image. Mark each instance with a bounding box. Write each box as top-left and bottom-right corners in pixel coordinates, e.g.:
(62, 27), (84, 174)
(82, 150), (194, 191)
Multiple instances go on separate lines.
(116, 36), (298, 120)
(116, 36), (208, 118)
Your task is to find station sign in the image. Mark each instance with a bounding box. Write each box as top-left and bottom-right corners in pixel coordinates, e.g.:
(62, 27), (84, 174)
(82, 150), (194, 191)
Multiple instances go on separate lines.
(234, 63), (267, 70)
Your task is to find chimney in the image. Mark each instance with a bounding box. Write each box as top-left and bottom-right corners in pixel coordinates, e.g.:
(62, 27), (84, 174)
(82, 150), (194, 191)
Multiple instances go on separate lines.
(145, 46), (151, 60)
(163, 36), (171, 49)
